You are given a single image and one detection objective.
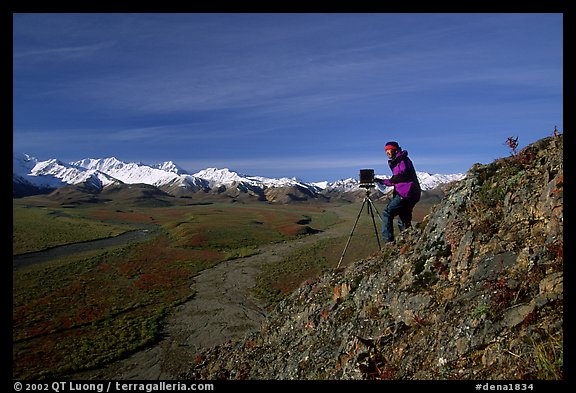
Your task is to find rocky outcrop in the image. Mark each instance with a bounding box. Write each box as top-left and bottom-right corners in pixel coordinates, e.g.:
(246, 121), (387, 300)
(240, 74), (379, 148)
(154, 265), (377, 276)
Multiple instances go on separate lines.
(189, 135), (563, 380)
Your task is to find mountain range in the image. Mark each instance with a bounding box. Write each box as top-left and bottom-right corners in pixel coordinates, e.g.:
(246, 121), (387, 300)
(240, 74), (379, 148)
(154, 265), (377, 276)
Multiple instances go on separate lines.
(12, 153), (465, 203)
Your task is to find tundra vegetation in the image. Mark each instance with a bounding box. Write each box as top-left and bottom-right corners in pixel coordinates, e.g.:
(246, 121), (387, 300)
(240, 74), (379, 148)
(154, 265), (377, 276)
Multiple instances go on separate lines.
(13, 197), (396, 379)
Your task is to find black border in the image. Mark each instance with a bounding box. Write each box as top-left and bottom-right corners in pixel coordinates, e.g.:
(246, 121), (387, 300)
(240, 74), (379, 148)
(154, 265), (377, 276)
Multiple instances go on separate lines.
(6, 1), (572, 391)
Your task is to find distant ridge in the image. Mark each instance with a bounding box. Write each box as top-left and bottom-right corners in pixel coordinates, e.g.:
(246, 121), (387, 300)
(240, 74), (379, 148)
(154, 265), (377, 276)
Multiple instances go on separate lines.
(13, 153), (465, 201)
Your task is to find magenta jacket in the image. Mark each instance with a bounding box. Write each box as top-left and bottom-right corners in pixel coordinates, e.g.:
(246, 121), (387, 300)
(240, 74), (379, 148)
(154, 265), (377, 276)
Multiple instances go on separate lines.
(382, 150), (421, 201)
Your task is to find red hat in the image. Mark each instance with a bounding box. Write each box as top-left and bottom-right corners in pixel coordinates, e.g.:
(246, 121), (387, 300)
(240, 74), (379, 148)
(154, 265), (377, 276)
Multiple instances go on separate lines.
(385, 141), (400, 151)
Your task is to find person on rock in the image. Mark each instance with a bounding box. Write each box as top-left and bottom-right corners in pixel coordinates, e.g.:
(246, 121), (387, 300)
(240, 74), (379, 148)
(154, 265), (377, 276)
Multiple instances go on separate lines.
(375, 141), (421, 243)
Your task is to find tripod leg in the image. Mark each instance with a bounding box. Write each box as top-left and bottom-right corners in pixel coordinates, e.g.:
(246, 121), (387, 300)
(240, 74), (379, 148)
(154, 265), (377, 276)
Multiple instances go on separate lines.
(337, 198), (366, 269)
(367, 199), (382, 250)
(367, 196), (382, 221)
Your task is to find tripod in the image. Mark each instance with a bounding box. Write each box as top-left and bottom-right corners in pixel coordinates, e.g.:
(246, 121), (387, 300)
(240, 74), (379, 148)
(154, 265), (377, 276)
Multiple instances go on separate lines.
(337, 187), (382, 268)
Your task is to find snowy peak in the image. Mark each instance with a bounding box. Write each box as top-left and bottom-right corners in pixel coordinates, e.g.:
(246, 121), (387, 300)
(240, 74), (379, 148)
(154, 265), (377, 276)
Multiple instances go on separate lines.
(192, 167), (310, 189)
(193, 168), (246, 186)
(13, 154), (119, 193)
(192, 168), (323, 198)
(72, 157), (184, 187)
(416, 171), (466, 190)
(152, 161), (188, 175)
(313, 177), (358, 192)
(315, 172), (466, 192)
(73, 157), (124, 172)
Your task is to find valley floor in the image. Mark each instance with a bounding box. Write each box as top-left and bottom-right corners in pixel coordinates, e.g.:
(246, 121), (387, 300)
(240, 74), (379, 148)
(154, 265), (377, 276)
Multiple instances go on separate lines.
(13, 191), (436, 380)
(69, 219), (353, 379)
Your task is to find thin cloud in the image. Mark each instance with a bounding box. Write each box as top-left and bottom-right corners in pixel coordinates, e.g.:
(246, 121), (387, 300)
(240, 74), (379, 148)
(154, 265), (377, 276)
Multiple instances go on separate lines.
(13, 42), (115, 60)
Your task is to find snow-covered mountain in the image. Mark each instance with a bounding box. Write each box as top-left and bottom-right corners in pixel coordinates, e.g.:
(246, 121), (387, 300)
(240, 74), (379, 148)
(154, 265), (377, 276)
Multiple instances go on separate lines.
(13, 153), (120, 196)
(415, 172), (467, 190)
(193, 167), (321, 191)
(152, 160), (188, 175)
(70, 157), (209, 193)
(13, 153), (466, 200)
(72, 157), (183, 187)
(314, 171), (465, 193)
(312, 178), (358, 193)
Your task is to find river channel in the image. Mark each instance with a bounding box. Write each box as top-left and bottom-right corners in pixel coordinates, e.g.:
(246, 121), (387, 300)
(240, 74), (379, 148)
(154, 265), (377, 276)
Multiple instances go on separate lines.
(12, 228), (155, 268)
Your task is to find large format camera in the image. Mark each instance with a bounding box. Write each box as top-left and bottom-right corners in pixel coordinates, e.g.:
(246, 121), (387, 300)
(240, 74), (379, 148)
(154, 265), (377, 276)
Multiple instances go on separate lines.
(359, 169), (376, 189)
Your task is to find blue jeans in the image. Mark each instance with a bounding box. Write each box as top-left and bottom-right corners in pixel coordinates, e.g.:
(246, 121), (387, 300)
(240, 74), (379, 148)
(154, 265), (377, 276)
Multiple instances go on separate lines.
(382, 194), (417, 242)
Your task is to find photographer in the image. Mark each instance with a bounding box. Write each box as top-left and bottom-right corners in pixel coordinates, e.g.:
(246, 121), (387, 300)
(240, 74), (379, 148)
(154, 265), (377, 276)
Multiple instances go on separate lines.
(375, 141), (421, 243)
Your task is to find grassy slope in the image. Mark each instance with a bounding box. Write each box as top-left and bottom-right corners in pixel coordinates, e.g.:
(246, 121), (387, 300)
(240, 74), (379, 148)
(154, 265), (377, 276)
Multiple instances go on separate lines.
(12, 202), (137, 255)
(252, 195), (438, 307)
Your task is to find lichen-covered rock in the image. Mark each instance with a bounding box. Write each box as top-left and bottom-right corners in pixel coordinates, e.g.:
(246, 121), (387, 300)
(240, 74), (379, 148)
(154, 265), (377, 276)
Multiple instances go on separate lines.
(189, 135), (563, 380)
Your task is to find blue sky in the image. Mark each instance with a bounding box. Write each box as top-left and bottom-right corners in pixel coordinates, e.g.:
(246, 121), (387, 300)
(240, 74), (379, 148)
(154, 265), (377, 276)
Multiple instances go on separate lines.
(13, 13), (563, 182)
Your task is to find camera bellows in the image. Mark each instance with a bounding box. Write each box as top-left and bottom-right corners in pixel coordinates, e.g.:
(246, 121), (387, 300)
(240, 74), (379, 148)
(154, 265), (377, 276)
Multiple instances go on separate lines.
(359, 169), (375, 188)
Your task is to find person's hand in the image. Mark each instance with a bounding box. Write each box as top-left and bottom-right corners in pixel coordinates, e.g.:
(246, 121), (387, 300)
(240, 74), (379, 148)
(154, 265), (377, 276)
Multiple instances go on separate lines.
(374, 177), (384, 184)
